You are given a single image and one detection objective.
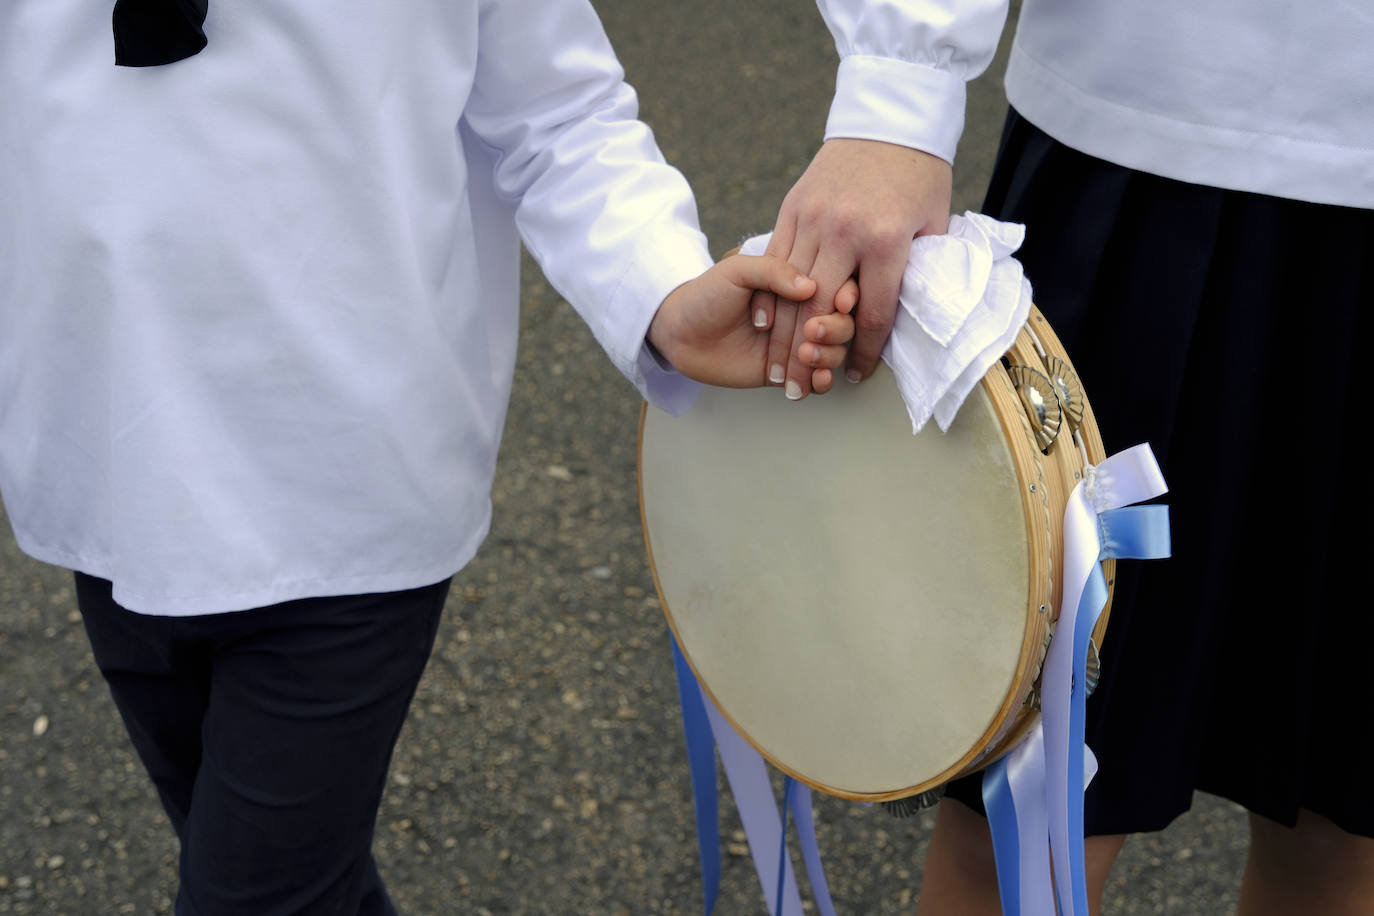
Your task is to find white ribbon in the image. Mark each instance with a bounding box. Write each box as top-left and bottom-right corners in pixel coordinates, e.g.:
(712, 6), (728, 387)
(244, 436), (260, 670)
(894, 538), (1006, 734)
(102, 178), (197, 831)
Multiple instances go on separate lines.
(990, 444), (1167, 916)
(702, 697), (806, 915)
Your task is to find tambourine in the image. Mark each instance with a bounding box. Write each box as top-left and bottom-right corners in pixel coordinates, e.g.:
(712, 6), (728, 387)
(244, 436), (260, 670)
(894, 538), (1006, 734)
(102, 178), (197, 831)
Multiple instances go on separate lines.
(638, 305), (1114, 804)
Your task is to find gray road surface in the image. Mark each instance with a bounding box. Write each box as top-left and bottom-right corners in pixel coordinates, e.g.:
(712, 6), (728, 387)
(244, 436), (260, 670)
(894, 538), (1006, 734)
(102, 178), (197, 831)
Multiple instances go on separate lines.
(0, 2), (1248, 913)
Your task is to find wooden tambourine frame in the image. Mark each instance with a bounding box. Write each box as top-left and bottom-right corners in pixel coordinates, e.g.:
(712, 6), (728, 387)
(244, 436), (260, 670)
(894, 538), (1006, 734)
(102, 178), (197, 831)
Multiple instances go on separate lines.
(638, 305), (1114, 801)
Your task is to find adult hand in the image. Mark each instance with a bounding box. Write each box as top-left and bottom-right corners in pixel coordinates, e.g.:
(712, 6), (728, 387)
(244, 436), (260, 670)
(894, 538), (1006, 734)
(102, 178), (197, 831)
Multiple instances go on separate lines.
(649, 254), (854, 391)
(754, 138), (953, 398)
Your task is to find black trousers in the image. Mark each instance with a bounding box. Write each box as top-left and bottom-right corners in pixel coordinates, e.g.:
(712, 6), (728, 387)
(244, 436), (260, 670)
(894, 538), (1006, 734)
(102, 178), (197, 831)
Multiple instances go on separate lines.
(75, 572), (451, 915)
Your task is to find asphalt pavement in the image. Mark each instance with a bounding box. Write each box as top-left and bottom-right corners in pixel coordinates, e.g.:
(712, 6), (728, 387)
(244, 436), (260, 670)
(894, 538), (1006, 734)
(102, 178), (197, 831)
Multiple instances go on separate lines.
(0, 1), (1249, 913)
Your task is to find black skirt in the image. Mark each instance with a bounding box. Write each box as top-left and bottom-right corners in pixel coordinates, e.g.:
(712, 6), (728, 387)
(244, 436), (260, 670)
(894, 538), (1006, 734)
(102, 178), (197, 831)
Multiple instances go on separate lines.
(943, 110), (1374, 838)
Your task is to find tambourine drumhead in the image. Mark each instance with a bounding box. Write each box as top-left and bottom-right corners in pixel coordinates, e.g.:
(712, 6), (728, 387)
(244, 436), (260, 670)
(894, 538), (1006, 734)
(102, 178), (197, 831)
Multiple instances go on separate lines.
(639, 308), (1109, 801)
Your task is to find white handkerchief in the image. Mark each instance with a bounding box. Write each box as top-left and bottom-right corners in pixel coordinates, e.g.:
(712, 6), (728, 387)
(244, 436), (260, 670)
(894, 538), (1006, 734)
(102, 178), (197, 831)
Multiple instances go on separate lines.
(739, 211), (1032, 434)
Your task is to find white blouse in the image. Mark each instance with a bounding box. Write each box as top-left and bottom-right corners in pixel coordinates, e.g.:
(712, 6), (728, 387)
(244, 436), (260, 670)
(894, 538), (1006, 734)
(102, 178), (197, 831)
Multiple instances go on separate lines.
(0, 0), (712, 614)
(817, 0), (1374, 209)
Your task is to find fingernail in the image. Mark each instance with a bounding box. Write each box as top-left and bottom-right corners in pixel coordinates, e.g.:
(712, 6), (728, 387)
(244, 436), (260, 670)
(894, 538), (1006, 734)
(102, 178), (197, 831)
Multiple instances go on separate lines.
(812, 325), (826, 342)
(846, 369), (862, 384)
(769, 364), (785, 384)
(785, 379), (802, 400)
(753, 309), (767, 328)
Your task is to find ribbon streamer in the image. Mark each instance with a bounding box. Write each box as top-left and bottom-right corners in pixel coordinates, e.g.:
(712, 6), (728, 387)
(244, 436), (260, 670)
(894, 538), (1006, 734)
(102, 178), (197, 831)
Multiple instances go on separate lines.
(985, 444), (1169, 916)
(672, 639), (722, 915)
(703, 694), (804, 915)
(673, 635), (836, 916)
(787, 782), (836, 915)
(775, 779), (795, 916)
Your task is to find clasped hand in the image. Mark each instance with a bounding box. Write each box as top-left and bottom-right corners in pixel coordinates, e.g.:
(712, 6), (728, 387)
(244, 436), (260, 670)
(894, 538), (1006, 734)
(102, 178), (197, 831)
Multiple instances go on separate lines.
(648, 254), (856, 394)
(649, 138), (952, 395)
(751, 138), (954, 399)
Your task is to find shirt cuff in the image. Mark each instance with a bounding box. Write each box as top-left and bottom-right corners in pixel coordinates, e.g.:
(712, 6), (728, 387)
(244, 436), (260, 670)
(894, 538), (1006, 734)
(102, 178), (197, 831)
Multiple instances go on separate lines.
(601, 221), (713, 416)
(825, 55), (968, 165)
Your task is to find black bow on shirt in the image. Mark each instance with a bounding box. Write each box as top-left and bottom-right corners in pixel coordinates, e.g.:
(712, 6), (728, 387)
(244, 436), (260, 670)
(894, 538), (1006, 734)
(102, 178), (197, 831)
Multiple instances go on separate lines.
(113, 0), (209, 67)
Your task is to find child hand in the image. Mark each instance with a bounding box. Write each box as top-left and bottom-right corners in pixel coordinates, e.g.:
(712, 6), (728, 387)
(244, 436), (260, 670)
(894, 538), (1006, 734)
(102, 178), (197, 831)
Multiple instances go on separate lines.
(648, 254), (855, 397)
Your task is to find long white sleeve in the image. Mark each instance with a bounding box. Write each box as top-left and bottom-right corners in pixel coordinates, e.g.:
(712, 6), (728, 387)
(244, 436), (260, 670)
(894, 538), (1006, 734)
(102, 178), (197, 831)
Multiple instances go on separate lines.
(816, 0), (1009, 163)
(463, 0), (711, 414)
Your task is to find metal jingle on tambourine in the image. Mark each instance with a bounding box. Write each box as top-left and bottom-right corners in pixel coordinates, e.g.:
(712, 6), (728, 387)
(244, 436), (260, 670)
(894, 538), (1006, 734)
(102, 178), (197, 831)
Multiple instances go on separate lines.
(1007, 364), (1064, 450)
(1085, 638), (1102, 697)
(880, 786), (945, 818)
(1023, 620), (1056, 712)
(1044, 356), (1085, 432)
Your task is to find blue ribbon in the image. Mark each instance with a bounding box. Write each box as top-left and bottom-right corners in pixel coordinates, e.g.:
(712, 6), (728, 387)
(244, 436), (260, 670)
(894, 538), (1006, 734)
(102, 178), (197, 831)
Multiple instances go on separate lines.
(672, 635), (721, 915)
(982, 757), (1023, 914)
(788, 782), (836, 916)
(984, 495), (1171, 915)
(1063, 505), (1170, 914)
(673, 635), (837, 916)
(1099, 506), (1171, 561)
(1064, 505), (1170, 912)
(775, 778), (795, 916)
(1063, 565), (1107, 915)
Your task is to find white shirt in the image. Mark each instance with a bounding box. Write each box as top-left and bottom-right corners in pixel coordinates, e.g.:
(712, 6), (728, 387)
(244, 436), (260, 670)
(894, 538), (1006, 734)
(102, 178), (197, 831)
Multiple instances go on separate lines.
(818, 0), (1374, 208)
(0, 0), (712, 614)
